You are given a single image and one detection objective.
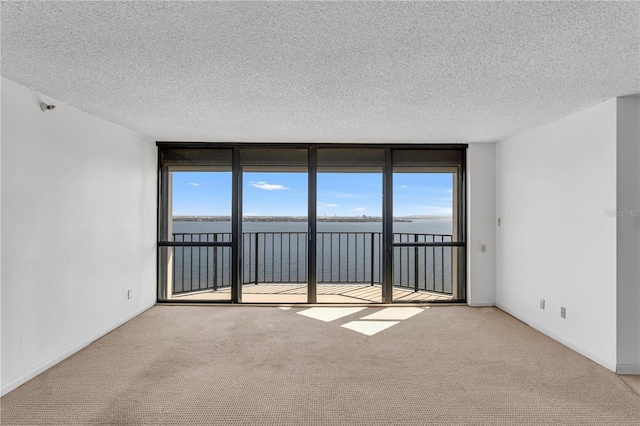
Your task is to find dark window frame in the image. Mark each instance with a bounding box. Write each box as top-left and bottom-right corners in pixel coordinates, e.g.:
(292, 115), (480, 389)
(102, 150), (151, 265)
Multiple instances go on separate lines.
(157, 142), (467, 304)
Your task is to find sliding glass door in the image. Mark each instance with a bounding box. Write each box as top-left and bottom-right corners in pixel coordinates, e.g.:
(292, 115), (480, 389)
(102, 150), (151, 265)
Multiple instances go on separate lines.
(316, 148), (384, 303)
(158, 149), (234, 301)
(391, 150), (465, 302)
(239, 148), (309, 302)
(241, 170), (308, 303)
(157, 144), (466, 304)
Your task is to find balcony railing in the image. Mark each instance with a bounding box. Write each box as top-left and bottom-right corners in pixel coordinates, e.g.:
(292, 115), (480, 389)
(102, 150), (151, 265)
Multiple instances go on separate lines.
(169, 232), (454, 296)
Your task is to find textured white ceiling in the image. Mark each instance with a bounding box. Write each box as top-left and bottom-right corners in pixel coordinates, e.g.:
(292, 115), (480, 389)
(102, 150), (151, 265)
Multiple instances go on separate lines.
(2, 1), (639, 143)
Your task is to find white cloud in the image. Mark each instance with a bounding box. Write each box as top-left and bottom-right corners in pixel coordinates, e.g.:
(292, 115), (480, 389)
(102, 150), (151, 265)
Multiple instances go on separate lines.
(188, 182), (200, 186)
(321, 190), (358, 199)
(249, 181), (290, 191)
(355, 207), (366, 211)
(399, 185), (407, 189)
(318, 202), (339, 207)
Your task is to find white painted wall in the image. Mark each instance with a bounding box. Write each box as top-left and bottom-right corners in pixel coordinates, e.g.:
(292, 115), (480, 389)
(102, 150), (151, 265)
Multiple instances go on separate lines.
(467, 143), (496, 306)
(496, 99), (618, 371)
(616, 95), (640, 374)
(1, 77), (157, 395)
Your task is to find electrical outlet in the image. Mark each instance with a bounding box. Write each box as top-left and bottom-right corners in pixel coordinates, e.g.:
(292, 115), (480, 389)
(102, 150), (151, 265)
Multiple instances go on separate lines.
(498, 218), (502, 226)
(480, 244), (487, 253)
(127, 289), (132, 300)
(540, 299), (545, 310)
(560, 306), (566, 319)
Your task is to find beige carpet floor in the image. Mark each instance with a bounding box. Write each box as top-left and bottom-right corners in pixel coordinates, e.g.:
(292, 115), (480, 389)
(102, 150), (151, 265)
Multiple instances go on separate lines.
(1, 306), (638, 425)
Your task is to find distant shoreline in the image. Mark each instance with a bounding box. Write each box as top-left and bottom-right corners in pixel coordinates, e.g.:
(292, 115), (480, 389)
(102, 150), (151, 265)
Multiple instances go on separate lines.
(173, 216), (450, 223)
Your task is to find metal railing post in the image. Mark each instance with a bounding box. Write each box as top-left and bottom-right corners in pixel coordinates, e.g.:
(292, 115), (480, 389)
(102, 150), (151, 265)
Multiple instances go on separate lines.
(414, 233), (419, 293)
(254, 232), (259, 285)
(213, 233), (218, 291)
(370, 232), (375, 286)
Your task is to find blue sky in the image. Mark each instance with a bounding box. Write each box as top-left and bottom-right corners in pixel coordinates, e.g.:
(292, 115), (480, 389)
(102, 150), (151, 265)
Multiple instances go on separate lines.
(172, 172), (452, 217)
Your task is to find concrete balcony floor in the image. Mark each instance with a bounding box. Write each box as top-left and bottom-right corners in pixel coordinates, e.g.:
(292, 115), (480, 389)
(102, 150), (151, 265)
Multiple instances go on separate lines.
(169, 283), (453, 303)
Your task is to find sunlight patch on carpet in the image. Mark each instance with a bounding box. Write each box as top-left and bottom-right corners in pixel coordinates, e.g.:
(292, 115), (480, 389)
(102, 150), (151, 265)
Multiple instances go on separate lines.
(360, 307), (424, 321)
(341, 320), (399, 336)
(297, 307), (366, 322)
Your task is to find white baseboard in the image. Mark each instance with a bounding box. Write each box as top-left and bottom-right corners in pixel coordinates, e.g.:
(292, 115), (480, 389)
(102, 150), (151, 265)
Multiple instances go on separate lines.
(467, 300), (496, 307)
(617, 364), (640, 374)
(495, 303), (617, 372)
(1, 302), (155, 396)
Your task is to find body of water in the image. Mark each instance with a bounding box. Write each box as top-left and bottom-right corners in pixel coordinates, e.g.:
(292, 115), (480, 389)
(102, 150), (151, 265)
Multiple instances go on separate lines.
(172, 218), (453, 235)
